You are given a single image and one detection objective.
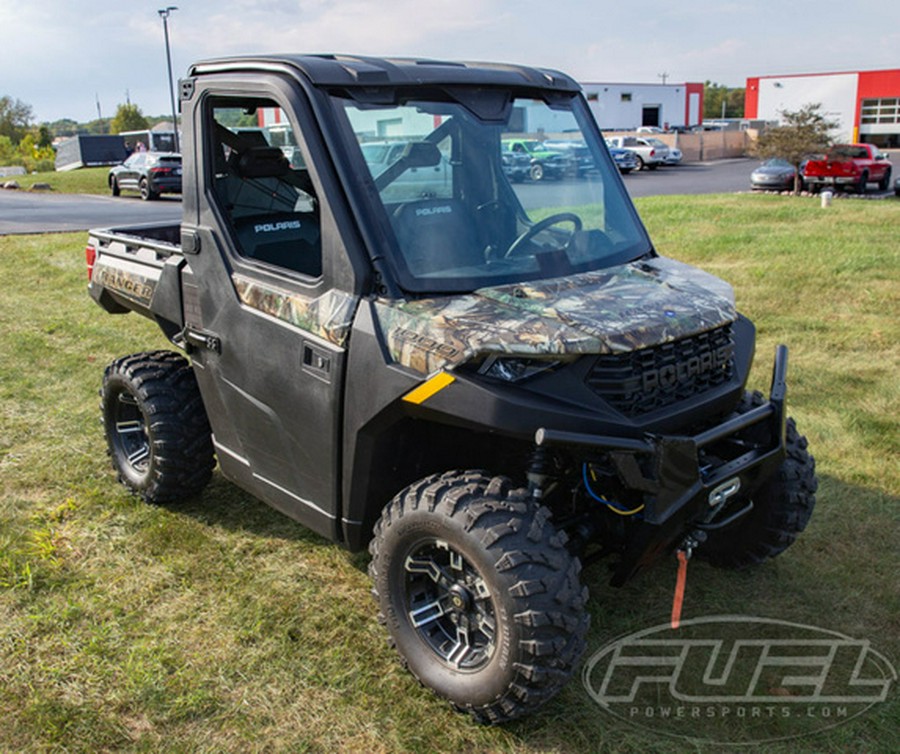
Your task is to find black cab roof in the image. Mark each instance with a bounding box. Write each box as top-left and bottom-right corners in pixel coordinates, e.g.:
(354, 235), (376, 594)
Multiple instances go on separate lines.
(188, 53), (580, 92)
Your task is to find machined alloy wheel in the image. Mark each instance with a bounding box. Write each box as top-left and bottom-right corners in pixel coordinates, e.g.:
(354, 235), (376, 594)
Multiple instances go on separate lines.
(369, 471), (589, 723)
(139, 178), (156, 201)
(404, 537), (497, 671)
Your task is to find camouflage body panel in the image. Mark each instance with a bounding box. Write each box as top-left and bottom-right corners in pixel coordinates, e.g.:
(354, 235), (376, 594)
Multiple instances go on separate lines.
(232, 273), (356, 347)
(91, 257), (156, 308)
(375, 257), (736, 375)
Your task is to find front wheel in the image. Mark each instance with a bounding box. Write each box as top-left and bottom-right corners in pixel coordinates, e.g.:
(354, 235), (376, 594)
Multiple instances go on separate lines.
(101, 351), (214, 503)
(369, 471), (589, 723)
(878, 168), (891, 192)
(698, 393), (817, 569)
(110, 177), (120, 197)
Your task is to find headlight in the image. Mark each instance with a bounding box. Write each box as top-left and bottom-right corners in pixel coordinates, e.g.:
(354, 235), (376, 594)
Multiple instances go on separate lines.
(478, 355), (565, 383)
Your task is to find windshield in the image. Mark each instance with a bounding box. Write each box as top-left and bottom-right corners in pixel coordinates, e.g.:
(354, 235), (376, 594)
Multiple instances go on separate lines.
(332, 89), (651, 293)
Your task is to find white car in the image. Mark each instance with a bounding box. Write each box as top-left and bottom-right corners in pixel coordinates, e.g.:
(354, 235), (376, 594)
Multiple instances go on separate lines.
(605, 135), (665, 171)
(639, 137), (682, 166)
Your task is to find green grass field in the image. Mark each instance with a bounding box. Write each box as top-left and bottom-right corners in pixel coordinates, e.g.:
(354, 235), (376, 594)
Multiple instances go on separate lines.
(1, 194), (898, 752)
(4, 166), (110, 195)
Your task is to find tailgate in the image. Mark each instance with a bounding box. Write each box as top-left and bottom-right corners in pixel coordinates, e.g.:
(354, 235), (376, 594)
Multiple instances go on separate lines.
(87, 223), (185, 326)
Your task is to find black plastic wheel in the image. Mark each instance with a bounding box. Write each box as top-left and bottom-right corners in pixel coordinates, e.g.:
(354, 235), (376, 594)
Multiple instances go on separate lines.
(698, 392), (817, 569)
(369, 471), (589, 723)
(101, 351), (214, 503)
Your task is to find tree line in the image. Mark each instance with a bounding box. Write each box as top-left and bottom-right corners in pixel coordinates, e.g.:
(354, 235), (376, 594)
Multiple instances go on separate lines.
(1, 96), (169, 172)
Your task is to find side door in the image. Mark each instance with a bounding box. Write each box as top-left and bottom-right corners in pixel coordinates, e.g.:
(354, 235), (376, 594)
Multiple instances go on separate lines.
(180, 83), (362, 541)
(120, 153), (143, 190)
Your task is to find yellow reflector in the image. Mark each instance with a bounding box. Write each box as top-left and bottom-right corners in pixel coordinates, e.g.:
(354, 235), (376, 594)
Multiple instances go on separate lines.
(402, 372), (456, 405)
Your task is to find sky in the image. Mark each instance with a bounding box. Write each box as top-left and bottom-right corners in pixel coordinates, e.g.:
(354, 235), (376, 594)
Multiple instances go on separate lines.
(2, 0), (899, 124)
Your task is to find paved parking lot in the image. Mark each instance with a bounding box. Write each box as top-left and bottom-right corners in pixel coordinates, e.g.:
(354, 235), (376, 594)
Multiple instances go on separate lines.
(1, 158), (895, 235)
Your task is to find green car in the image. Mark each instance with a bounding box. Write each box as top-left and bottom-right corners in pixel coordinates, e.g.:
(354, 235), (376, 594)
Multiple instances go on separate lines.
(501, 138), (571, 180)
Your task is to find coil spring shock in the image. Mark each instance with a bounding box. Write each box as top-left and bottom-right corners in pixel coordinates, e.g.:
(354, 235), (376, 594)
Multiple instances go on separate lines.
(526, 445), (553, 500)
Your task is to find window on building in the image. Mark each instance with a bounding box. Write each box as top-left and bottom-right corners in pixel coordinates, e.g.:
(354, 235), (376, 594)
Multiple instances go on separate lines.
(861, 98), (900, 125)
(620, 93), (632, 102)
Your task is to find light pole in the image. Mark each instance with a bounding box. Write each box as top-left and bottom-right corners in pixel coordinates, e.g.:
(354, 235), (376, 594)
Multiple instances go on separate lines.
(158, 6), (179, 153)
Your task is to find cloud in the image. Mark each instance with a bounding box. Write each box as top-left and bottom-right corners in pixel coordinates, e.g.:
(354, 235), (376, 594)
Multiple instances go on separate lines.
(2, 0), (900, 123)
(176, 0), (500, 59)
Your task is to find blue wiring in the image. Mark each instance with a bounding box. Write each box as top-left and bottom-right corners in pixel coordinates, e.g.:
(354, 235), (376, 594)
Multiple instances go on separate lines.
(582, 463), (643, 516)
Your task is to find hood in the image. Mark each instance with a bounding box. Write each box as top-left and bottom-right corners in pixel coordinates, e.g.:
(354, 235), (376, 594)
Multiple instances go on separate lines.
(375, 257), (736, 375)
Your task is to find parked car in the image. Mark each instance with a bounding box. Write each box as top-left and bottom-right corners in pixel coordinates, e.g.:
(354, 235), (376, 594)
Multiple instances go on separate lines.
(802, 143), (892, 194)
(608, 146), (638, 174)
(501, 139), (571, 180)
(501, 150), (531, 182)
(639, 137), (682, 166)
(605, 136), (664, 171)
(109, 152), (182, 200)
(750, 158), (801, 191)
(542, 140), (595, 177)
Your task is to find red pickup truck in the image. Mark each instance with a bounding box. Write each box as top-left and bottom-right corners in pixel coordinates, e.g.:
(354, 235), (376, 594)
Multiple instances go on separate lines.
(803, 143), (892, 193)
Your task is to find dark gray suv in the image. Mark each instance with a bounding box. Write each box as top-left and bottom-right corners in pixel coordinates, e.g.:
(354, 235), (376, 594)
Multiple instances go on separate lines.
(109, 152), (182, 200)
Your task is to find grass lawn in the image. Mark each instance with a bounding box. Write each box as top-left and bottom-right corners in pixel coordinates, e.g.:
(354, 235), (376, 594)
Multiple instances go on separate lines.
(1, 194), (897, 752)
(3, 166), (110, 195)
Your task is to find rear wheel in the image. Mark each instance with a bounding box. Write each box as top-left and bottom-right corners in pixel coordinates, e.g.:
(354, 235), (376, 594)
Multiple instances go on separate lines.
(110, 177), (120, 197)
(139, 178), (157, 201)
(101, 351), (214, 503)
(369, 471), (589, 723)
(698, 392), (817, 569)
(633, 155), (645, 171)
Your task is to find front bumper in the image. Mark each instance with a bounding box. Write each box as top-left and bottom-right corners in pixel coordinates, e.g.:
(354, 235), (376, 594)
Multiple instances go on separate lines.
(536, 345), (789, 584)
(751, 176), (792, 189)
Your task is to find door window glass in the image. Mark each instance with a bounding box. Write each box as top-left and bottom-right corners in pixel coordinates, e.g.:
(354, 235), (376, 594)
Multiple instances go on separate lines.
(208, 98), (322, 278)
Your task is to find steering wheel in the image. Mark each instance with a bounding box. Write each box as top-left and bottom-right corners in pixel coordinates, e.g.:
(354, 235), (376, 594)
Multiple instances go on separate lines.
(505, 213), (583, 258)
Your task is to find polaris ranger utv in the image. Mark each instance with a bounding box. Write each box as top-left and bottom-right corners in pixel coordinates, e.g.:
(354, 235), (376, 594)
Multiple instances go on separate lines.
(86, 54), (817, 723)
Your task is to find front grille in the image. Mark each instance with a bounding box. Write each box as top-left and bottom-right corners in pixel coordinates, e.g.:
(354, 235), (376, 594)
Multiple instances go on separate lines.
(585, 325), (735, 416)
